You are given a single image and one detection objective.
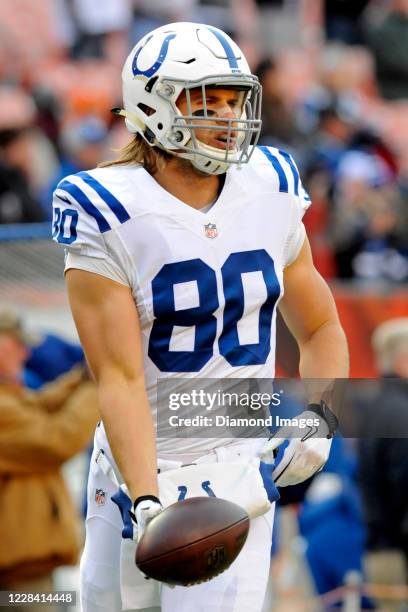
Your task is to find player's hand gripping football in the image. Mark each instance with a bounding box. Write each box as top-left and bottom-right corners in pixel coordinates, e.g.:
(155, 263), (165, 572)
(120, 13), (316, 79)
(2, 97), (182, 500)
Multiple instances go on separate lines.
(259, 401), (338, 487)
(131, 495), (163, 543)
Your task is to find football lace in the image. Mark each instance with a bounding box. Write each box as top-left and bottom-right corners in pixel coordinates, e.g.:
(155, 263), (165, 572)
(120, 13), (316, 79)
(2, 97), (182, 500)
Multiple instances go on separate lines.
(181, 568), (226, 587)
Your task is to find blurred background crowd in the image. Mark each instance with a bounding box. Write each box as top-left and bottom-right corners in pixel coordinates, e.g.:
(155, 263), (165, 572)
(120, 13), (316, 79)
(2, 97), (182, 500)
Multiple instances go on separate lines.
(0, 1), (407, 611)
(1, 0), (408, 285)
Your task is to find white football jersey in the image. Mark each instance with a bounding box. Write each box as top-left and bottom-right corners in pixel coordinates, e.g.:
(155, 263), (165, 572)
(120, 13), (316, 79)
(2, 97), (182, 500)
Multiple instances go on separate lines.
(52, 146), (310, 453)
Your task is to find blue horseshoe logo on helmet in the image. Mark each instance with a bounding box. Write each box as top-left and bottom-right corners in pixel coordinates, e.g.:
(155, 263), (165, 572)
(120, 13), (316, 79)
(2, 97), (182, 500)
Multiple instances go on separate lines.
(132, 33), (177, 78)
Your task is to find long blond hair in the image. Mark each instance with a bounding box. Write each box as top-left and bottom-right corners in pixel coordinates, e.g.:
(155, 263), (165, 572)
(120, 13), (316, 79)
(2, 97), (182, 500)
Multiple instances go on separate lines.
(99, 134), (172, 174)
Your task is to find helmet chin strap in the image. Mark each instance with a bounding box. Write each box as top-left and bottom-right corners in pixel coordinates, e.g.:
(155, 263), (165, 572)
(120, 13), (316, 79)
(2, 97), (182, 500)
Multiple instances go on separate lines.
(147, 140), (226, 175)
(177, 139), (240, 175)
(186, 154), (230, 176)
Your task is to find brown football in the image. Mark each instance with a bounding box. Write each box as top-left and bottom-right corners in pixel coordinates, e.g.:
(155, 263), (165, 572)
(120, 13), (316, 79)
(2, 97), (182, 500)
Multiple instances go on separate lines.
(135, 497), (249, 586)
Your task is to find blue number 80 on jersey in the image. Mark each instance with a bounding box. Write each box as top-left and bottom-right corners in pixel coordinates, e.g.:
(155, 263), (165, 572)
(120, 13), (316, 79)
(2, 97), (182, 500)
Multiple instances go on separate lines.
(52, 206), (79, 244)
(148, 249), (280, 372)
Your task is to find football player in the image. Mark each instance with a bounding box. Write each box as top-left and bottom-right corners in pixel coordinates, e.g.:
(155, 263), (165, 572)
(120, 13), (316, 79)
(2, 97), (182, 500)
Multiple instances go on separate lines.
(52, 22), (348, 611)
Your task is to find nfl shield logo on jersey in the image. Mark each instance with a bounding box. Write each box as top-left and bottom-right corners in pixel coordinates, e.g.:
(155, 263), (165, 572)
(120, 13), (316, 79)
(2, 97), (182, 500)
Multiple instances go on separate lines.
(204, 222), (218, 239)
(95, 488), (106, 506)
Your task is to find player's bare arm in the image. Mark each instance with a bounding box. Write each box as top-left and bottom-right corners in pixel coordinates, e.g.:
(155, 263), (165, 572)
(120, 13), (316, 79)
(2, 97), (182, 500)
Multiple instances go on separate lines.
(279, 235), (349, 385)
(66, 269), (159, 501)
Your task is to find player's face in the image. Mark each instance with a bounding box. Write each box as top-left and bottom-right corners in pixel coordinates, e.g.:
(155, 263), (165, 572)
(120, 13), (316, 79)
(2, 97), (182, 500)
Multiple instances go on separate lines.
(177, 87), (244, 151)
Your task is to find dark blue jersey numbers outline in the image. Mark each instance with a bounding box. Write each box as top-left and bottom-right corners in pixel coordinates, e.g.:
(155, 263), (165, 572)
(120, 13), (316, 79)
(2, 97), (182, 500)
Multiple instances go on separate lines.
(219, 250), (280, 366)
(148, 259), (219, 372)
(52, 207), (78, 244)
(148, 250), (280, 372)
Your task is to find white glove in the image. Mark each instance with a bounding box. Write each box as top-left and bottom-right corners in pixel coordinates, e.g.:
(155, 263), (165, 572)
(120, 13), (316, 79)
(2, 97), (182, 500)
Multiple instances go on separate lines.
(259, 402), (338, 487)
(131, 495), (163, 543)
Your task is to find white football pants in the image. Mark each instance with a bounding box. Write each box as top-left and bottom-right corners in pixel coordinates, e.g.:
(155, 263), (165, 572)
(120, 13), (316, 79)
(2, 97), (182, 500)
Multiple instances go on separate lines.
(80, 439), (275, 612)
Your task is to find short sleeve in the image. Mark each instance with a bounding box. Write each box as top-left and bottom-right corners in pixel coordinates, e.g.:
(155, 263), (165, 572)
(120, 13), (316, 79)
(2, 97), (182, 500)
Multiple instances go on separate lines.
(52, 176), (108, 259)
(64, 252), (130, 286)
(257, 145), (312, 215)
(283, 221), (306, 267)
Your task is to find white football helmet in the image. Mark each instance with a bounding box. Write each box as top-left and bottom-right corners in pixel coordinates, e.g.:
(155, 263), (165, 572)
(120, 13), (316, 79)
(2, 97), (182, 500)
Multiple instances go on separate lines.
(120, 22), (262, 174)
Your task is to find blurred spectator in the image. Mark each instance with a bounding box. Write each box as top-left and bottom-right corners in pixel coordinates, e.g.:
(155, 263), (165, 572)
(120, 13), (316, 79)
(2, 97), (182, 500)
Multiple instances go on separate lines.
(329, 138), (408, 282)
(66, 0), (132, 60)
(0, 131), (44, 224)
(0, 88), (46, 224)
(255, 57), (309, 156)
(298, 437), (375, 609)
(31, 87), (63, 159)
(60, 116), (108, 172)
(0, 308), (99, 610)
(193, 0), (232, 35)
(248, 0), (301, 56)
(300, 68), (408, 284)
(365, 0), (408, 100)
(24, 334), (84, 389)
(21, 326), (89, 528)
(43, 116), (108, 218)
(332, 190), (407, 281)
(324, 0), (371, 45)
(358, 318), (408, 611)
(298, 43), (374, 137)
(372, 318), (408, 378)
(304, 93), (359, 180)
(234, 0), (312, 64)
(131, 0), (197, 46)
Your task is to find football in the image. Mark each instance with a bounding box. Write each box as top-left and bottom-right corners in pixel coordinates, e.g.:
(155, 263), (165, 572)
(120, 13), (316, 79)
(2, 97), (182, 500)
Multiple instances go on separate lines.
(135, 497), (250, 586)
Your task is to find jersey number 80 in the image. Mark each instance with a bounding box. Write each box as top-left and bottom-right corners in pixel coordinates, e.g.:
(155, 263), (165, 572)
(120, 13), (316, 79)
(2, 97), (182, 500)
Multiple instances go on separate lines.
(148, 249), (280, 372)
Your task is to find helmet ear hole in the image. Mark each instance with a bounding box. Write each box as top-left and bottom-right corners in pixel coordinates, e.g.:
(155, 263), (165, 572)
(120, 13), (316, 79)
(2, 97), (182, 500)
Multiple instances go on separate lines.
(138, 103), (156, 117)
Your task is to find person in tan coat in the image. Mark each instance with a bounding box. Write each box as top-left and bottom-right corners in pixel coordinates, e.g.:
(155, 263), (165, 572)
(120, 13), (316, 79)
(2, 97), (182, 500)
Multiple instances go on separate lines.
(0, 309), (99, 610)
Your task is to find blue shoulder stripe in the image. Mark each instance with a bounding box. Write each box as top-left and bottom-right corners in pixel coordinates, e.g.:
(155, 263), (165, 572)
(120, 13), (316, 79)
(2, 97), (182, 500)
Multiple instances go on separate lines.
(77, 172), (131, 224)
(258, 146), (288, 193)
(278, 149), (299, 196)
(58, 180), (111, 233)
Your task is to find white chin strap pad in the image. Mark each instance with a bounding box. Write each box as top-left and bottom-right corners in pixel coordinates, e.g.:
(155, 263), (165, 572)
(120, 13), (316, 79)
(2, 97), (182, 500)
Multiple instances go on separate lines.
(190, 155), (230, 175)
(177, 144), (237, 175)
(124, 118), (139, 133)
